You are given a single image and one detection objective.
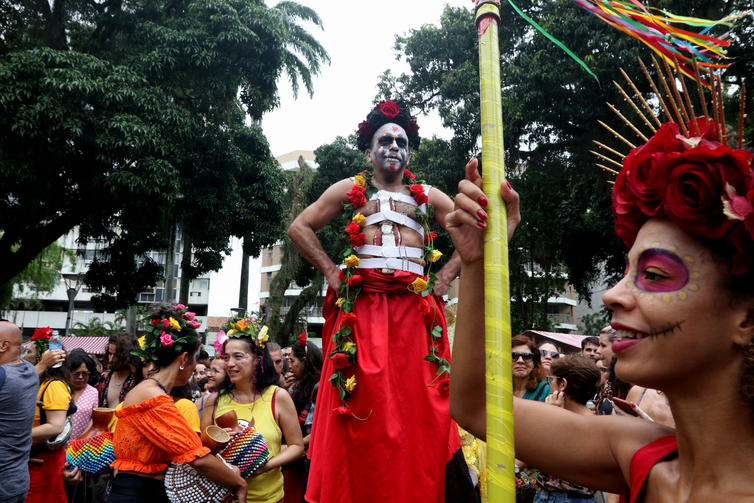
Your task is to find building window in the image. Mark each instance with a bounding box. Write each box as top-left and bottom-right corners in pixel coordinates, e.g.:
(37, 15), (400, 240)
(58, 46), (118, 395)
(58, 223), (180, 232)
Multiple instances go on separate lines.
(268, 247), (273, 260)
(267, 272), (272, 284)
(192, 279), (209, 290)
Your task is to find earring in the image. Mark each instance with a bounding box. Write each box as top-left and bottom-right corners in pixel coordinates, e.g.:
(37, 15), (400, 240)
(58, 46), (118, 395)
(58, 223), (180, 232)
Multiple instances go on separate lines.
(180, 365), (185, 370)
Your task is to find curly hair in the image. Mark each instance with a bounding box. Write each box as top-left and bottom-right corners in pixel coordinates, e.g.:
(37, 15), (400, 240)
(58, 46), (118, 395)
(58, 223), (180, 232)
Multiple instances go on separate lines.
(356, 100), (421, 152)
(603, 355), (631, 400)
(551, 355), (601, 405)
(106, 331), (141, 371)
(511, 335), (547, 391)
(290, 341), (323, 416)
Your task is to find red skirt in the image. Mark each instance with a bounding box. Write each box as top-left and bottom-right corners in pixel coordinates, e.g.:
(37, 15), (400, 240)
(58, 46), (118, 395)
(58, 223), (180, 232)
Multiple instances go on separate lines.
(27, 448), (67, 503)
(305, 269), (463, 503)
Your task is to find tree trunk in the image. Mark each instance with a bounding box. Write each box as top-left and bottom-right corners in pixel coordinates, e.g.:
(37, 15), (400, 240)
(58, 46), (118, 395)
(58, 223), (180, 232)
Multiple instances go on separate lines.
(238, 245), (249, 313)
(164, 222), (176, 302)
(179, 230), (192, 305)
(125, 304), (138, 334)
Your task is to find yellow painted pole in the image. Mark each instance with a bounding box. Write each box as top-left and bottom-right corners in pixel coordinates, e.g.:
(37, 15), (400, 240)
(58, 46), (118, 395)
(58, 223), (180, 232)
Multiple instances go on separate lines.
(474, 1), (514, 501)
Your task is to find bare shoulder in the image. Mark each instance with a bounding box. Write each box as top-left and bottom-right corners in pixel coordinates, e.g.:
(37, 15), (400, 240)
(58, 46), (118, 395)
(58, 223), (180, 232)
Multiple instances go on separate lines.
(274, 386), (295, 407)
(121, 380), (165, 407)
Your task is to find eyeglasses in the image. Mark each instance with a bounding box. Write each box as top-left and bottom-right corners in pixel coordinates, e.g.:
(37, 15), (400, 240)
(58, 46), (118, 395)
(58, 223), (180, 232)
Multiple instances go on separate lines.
(512, 352), (534, 363)
(206, 368), (224, 375)
(72, 372), (91, 378)
(540, 350), (560, 358)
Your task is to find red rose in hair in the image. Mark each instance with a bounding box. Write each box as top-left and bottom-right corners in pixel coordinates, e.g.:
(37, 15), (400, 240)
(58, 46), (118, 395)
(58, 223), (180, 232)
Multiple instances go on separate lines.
(624, 123), (685, 216)
(379, 101), (400, 119)
(349, 233), (366, 248)
(330, 353), (350, 370)
(151, 319), (161, 327)
(333, 406), (350, 418)
(347, 186), (367, 208)
(437, 378), (450, 397)
(407, 118), (419, 137)
(357, 120), (375, 139)
(343, 312), (358, 327)
(662, 145), (752, 239)
(404, 169), (416, 181)
(299, 332), (307, 347)
(345, 222), (361, 236)
(348, 275), (362, 287)
(410, 184), (428, 205)
(424, 231), (437, 244)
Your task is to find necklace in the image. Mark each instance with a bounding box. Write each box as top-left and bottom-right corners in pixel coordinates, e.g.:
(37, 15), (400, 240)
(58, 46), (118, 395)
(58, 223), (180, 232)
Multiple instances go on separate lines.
(145, 377), (168, 395)
(111, 370), (129, 387)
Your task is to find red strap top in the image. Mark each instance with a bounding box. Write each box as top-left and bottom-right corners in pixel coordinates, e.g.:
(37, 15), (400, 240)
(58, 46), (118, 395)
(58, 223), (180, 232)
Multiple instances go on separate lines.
(621, 435), (678, 503)
(112, 394), (209, 473)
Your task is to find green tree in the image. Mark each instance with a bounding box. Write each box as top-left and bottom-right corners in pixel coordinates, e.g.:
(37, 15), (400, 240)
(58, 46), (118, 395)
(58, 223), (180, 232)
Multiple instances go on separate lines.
(70, 317), (125, 337)
(0, 0), (328, 310)
(578, 311), (611, 336)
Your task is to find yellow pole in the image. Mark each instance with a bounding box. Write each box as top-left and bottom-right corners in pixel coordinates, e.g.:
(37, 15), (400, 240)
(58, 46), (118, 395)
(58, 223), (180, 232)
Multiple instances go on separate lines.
(474, 1), (514, 502)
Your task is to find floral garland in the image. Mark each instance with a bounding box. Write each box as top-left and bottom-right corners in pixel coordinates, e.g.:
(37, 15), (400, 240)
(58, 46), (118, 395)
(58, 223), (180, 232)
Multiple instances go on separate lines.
(31, 326), (53, 360)
(612, 120), (754, 274)
(134, 303), (202, 361)
(329, 168), (450, 418)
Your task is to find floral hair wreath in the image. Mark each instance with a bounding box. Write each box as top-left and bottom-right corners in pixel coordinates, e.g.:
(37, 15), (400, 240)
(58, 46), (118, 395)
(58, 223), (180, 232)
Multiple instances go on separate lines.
(612, 118), (754, 274)
(356, 100), (420, 152)
(134, 304), (201, 361)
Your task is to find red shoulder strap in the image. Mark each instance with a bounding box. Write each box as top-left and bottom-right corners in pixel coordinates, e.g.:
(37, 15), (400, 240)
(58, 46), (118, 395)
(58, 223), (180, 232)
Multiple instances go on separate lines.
(271, 387), (277, 418)
(627, 435), (678, 503)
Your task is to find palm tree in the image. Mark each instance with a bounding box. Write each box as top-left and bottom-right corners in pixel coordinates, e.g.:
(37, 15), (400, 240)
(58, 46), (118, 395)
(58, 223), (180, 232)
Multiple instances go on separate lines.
(238, 1), (330, 311)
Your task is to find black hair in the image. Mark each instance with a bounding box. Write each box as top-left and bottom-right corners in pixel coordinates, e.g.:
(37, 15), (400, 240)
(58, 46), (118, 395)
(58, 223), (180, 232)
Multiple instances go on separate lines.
(356, 100), (420, 152)
(146, 302), (202, 371)
(42, 359), (72, 387)
(581, 336), (600, 349)
(197, 349), (209, 364)
(290, 341), (323, 415)
(170, 383), (195, 402)
(69, 351), (100, 385)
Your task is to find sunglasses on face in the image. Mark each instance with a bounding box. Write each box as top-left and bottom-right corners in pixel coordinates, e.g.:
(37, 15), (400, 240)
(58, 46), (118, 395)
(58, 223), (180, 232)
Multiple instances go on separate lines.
(512, 352), (534, 363)
(72, 372), (91, 378)
(540, 350), (560, 358)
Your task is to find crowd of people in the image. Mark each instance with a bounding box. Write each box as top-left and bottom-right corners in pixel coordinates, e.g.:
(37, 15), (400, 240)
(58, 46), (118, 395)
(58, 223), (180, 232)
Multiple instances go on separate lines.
(0, 312), (324, 503)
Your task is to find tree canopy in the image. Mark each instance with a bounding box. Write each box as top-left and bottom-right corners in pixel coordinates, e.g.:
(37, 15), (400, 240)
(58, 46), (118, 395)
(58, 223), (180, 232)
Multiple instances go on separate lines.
(0, 0), (329, 310)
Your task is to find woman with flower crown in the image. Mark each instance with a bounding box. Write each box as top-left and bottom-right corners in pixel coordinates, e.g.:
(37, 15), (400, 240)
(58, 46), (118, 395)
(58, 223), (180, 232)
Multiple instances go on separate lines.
(200, 318), (304, 503)
(446, 118), (754, 501)
(109, 302), (247, 503)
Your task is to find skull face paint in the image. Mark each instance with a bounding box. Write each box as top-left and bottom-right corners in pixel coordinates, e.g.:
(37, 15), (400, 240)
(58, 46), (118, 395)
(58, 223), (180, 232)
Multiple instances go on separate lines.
(368, 123), (410, 173)
(625, 244), (701, 302)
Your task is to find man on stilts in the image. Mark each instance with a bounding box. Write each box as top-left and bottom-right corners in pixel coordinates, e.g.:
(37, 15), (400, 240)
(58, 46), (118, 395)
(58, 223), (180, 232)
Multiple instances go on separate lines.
(288, 100), (476, 502)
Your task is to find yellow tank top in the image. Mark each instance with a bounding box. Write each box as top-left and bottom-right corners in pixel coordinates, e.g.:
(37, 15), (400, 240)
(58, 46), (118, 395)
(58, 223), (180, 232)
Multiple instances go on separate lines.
(215, 386), (283, 503)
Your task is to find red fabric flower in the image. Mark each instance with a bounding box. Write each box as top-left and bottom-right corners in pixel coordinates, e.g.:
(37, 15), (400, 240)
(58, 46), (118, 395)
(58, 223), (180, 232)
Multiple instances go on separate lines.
(330, 353), (350, 370)
(624, 123), (686, 216)
(410, 184), (428, 205)
(349, 233), (366, 248)
(612, 167), (649, 248)
(345, 222), (361, 236)
(338, 270), (346, 282)
(379, 101), (400, 119)
(662, 145), (752, 239)
(357, 120), (375, 139)
(299, 332), (307, 348)
(437, 378), (450, 397)
(418, 297), (433, 317)
(343, 312), (358, 327)
(407, 118), (419, 137)
(347, 186), (367, 208)
(31, 327), (52, 341)
(163, 319), (170, 329)
(151, 319), (161, 327)
(404, 169), (416, 181)
(348, 275), (362, 287)
(333, 406), (350, 418)
(424, 231), (437, 244)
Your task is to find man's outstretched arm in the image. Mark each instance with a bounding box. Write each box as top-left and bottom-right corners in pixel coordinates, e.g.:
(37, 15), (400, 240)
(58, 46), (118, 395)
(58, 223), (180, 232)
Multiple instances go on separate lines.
(288, 179), (355, 292)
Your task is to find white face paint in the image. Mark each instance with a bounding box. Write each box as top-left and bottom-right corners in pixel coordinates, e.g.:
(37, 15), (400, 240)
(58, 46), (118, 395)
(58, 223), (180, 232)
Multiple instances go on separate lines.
(367, 123), (410, 174)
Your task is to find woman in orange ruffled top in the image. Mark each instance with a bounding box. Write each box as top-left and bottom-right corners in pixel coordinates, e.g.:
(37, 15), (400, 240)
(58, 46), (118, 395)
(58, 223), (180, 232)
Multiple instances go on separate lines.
(110, 302), (247, 503)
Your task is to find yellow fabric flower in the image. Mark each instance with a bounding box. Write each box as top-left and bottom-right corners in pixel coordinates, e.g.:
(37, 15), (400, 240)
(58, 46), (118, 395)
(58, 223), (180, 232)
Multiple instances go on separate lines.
(352, 213), (366, 227)
(341, 341), (355, 352)
(258, 326), (269, 343)
(336, 298), (345, 307)
(169, 317), (181, 331)
(137, 335), (146, 348)
(428, 250), (443, 263)
(227, 329), (238, 336)
(354, 175), (367, 189)
(345, 255), (360, 268)
(345, 376), (357, 393)
(411, 277), (428, 293)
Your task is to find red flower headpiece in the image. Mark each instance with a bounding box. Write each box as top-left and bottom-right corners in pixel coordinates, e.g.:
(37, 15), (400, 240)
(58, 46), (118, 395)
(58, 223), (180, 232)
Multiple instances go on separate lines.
(356, 100), (421, 152)
(299, 332), (307, 348)
(612, 119), (754, 274)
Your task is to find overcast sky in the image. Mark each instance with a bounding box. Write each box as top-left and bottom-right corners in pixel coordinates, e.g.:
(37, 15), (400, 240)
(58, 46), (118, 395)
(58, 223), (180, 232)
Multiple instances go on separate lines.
(207, 0), (472, 316)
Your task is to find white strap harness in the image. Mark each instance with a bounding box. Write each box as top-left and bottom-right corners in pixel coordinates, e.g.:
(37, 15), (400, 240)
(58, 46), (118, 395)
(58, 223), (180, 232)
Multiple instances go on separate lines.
(356, 258), (425, 275)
